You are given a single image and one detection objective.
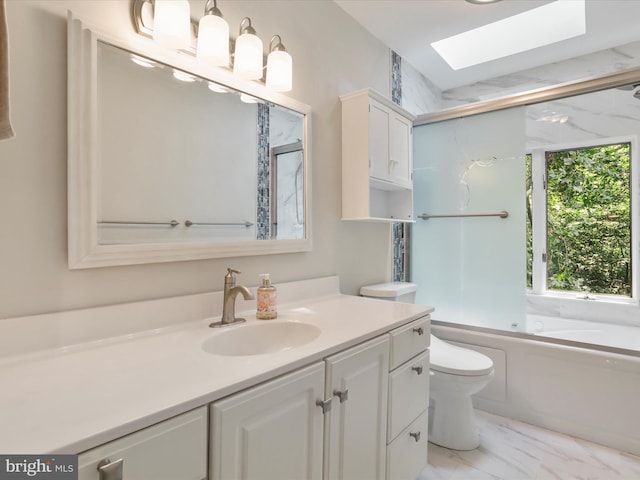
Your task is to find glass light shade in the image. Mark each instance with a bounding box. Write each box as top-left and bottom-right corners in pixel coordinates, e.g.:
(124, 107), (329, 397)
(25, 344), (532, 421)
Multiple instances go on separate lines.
(266, 50), (292, 92)
(233, 33), (264, 80)
(153, 0), (191, 50)
(196, 14), (230, 67)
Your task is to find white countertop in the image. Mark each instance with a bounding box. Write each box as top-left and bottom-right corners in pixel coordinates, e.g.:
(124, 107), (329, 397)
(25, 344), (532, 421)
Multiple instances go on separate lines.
(0, 282), (433, 454)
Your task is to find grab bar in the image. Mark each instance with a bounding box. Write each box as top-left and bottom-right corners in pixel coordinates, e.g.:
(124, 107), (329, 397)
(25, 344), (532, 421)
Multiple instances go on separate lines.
(99, 220), (180, 227)
(418, 211), (508, 220)
(185, 220), (254, 227)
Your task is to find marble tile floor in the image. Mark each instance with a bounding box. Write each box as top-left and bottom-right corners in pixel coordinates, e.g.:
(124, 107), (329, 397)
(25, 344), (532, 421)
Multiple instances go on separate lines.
(418, 410), (640, 480)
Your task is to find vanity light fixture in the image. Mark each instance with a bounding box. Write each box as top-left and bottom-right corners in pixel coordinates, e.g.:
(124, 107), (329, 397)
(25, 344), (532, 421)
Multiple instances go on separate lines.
(266, 35), (293, 92)
(196, 0), (230, 67)
(132, 0), (294, 92)
(152, 0), (191, 50)
(233, 17), (264, 80)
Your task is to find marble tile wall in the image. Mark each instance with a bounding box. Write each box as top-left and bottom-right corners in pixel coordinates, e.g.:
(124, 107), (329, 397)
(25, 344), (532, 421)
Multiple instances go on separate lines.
(442, 40), (640, 108)
(401, 58), (442, 115)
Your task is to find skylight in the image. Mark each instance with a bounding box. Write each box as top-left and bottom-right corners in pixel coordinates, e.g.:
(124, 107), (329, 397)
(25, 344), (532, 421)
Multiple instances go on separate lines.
(431, 0), (586, 70)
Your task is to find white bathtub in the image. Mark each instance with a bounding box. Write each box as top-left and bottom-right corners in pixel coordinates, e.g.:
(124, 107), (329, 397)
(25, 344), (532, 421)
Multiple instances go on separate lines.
(431, 321), (640, 457)
(527, 314), (640, 351)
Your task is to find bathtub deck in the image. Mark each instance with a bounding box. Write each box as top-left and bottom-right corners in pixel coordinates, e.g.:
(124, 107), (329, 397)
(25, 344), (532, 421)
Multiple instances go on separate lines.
(419, 409), (640, 479)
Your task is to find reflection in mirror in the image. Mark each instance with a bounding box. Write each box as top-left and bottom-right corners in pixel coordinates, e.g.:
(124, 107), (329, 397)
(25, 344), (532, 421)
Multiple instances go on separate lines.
(96, 41), (305, 245)
(271, 141), (304, 240)
(67, 14), (311, 268)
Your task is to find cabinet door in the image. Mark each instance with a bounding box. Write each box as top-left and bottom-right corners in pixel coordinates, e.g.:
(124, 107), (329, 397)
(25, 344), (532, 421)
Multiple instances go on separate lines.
(324, 336), (390, 480)
(210, 362), (325, 480)
(78, 407), (207, 480)
(368, 100), (391, 183)
(389, 112), (413, 187)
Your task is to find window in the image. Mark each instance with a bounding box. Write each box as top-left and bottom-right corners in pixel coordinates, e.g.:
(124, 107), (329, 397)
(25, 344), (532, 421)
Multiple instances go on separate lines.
(527, 137), (637, 301)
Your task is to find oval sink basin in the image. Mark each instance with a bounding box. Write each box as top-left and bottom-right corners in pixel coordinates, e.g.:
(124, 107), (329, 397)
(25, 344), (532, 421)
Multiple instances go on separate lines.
(202, 321), (321, 356)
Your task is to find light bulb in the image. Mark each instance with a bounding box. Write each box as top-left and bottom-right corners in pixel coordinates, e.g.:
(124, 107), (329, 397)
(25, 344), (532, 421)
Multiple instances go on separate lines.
(266, 50), (292, 92)
(197, 13), (230, 67)
(153, 0), (191, 50)
(233, 18), (263, 80)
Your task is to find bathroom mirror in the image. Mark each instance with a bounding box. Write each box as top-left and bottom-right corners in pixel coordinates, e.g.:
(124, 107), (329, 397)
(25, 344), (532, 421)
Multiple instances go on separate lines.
(67, 15), (312, 268)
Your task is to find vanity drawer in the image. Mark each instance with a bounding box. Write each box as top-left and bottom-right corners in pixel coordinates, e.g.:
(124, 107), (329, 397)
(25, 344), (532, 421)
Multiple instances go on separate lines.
(387, 350), (429, 442)
(389, 317), (429, 370)
(78, 407), (207, 480)
(386, 411), (428, 480)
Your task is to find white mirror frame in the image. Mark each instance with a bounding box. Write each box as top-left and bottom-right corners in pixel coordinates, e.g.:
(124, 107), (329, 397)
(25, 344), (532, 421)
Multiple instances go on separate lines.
(67, 13), (312, 269)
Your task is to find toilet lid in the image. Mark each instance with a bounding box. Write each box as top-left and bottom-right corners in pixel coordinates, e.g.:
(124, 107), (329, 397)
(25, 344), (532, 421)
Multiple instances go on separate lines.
(430, 335), (494, 376)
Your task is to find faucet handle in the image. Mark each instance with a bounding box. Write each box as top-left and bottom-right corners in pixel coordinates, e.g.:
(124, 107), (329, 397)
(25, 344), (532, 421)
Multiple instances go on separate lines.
(225, 268), (241, 285)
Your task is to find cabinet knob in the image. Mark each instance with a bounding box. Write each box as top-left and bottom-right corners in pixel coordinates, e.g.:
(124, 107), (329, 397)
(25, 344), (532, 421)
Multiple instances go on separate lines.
(316, 398), (332, 414)
(333, 389), (349, 403)
(409, 431), (421, 443)
(97, 458), (123, 480)
(412, 327), (424, 335)
(411, 365), (424, 375)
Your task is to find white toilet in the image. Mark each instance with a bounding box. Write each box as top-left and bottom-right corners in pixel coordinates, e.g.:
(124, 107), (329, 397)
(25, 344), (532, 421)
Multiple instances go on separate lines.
(360, 282), (494, 451)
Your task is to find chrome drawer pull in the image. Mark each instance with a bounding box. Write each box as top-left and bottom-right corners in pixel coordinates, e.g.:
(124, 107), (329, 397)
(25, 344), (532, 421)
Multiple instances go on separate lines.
(411, 365), (424, 375)
(409, 431), (421, 442)
(412, 327), (424, 335)
(97, 458), (123, 480)
(333, 388), (349, 403)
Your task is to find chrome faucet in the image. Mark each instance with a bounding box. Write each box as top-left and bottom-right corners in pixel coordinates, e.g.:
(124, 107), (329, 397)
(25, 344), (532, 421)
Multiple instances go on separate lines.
(210, 268), (255, 328)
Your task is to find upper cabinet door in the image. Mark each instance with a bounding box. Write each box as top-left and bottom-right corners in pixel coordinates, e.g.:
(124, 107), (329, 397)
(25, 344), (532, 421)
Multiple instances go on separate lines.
(389, 112), (413, 188)
(369, 100), (392, 183)
(369, 98), (412, 188)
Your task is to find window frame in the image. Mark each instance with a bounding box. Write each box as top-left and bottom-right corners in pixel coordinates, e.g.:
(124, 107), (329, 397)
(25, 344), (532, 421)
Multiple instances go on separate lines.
(528, 135), (640, 311)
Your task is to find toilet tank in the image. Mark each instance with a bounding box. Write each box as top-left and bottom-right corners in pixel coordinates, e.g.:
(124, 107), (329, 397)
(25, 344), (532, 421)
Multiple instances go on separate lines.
(360, 282), (417, 303)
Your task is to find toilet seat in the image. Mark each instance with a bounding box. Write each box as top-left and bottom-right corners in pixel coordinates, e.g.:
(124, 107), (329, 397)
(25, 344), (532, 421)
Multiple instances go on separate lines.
(430, 335), (493, 376)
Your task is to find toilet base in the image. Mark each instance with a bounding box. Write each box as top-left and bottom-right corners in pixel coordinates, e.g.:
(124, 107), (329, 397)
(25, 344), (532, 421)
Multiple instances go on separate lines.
(428, 396), (480, 451)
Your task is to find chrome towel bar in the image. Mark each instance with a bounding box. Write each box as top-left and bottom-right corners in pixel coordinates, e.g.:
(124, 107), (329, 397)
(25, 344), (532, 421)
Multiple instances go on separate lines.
(418, 211), (508, 220)
(99, 220), (180, 227)
(185, 220), (254, 227)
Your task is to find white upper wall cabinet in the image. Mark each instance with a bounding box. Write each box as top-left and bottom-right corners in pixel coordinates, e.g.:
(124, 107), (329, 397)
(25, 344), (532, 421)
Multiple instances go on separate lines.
(341, 89), (416, 222)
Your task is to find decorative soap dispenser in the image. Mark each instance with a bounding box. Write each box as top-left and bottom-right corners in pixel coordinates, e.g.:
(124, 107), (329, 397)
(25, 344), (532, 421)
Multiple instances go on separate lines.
(256, 274), (277, 320)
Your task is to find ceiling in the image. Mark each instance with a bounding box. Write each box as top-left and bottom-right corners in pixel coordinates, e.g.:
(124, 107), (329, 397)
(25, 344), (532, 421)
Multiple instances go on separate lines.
(333, 0), (640, 92)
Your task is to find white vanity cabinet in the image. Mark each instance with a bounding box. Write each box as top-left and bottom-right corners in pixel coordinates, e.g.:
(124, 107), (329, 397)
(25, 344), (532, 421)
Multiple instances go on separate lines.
(386, 317), (430, 480)
(77, 407), (207, 480)
(209, 362), (325, 480)
(341, 88), (416, 222)
(208, 316), (430, 480)
(73, 312), (430, 480)
(324, 335), (390, 480)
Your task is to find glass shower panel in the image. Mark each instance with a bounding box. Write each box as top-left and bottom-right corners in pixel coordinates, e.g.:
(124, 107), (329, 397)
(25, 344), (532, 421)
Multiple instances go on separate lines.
(412, 107), (527, 332)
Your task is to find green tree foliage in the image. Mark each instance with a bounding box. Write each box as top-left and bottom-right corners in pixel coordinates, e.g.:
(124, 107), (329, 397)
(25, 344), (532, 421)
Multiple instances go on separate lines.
(545, 144), (631, 296)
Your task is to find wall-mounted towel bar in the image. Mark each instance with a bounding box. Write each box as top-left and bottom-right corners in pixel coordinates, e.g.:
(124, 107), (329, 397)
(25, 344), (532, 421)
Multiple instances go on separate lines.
(418, 211), (509, 220)
(99, 220), (180, 227)
(185, 220), (254, 227)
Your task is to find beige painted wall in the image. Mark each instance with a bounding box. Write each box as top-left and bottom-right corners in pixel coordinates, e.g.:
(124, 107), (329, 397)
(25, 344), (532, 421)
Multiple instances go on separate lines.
(0, 0), (399, 319)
